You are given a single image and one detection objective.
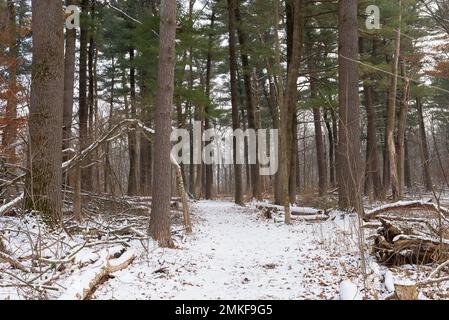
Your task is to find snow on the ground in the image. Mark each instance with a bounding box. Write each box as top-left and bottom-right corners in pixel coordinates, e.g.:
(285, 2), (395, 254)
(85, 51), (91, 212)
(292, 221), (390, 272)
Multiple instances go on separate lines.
(93, 201), (376, 300)
(4, 199), (446, 300)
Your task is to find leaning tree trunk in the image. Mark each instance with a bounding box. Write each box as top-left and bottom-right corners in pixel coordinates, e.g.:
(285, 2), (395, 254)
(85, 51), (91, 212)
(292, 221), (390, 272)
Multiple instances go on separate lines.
(25, 0), (65, 227)
(149, 0), (177, 248)
(337, 0), (363, 212)
(386, 0), (402, 201)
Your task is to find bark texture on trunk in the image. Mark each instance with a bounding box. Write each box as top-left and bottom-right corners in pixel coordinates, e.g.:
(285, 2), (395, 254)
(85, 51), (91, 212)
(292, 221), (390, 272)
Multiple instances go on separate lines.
(337, 0), (363, 212)
(417, 97), (433, 191)
(149, 0), (177, 248)
(227, 0), (244, 206)
(204, 8), (216, 200)
(25, 0), (65, 226)
(386, 1), (402, 201)
(127, 48), (138, 196)
(364, 84), (384, 200)
(3, 0), (18, 163)
(307, 44), (327, 196)
(235, 1), (261, 201)
(78, 0), (92, 191)
(62, 0), (77, 162)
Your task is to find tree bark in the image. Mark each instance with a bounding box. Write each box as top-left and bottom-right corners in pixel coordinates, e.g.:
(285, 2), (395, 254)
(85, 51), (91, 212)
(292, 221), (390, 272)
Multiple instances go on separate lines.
(149, 0), (177, 248)
(3, 0), (18, 163)
(25, 0), (65, 226)
(337, 0), (363, 212)
(204, 7), (216, 200)
(62, 0), (76, 163)
(78, 0), (92, 192)
(417, 96), (433, 191)
(307, 43), (327, 196)
(386, 0), (402, 201)
(127, 48), (139, 196)
(364, 84), (384, 200)
(227, 0), (244, 206)
(235, 1), (261, 201)
(397, 59), (409, 198)
(323, 110), (335, 187)
(279, 0), (303, 223)
(139, 70), (153, 196)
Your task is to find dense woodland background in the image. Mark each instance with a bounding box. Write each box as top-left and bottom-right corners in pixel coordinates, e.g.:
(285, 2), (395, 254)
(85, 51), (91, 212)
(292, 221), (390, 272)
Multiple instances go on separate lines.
(1, 0), (449, 247)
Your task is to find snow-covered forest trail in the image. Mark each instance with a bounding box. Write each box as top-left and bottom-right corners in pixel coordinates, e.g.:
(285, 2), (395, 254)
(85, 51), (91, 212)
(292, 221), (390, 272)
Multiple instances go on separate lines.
(94, 201), (368, 300)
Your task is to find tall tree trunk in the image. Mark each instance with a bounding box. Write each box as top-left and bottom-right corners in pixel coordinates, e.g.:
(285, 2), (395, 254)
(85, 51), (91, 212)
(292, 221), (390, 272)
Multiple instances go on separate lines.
(289, 112), (298, 203)
(149, 0), (176, 248)
(87, 1), (96, 191)
(307, 43), (327, 196)
(397, 60), (409, 197)
(79, 0), (92, 191)
(337, 0), (363, 212)
(104, 57), (116, 194)
(3, 0), (18, 163)
(364, 84), (384, 200)
(127, 48), (138, 196)
(227, 0), (244, 205)
(417, 96), (433, 191)
(404, 132), (412, 189)
(278, 0), (303, 223)
(330, 108), (338, 187)
(386, 0), (402, 201)
(235, 1), (261, 201)
(25, 0), (64, 226)
(323, 110), (335, 187)
(204, 7), (216, 200)
(139, 70), (153, 196)
(62, 0), (76, 162)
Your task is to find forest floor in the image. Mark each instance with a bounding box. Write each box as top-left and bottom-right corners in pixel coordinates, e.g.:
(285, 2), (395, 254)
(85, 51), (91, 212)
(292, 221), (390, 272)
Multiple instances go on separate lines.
(1, 199), (448, 300)
(93, 201), (380, 300)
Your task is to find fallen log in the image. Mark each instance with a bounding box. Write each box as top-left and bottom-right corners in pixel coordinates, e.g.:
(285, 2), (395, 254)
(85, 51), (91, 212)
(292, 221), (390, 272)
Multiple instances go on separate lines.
(365, 200), (449, 221)
(0, 250), (35, 273)
(58, 248), (136, 300)
(256, 204), (324, 216)
(274, 214), (329, 224)
(0, 193), (24, 216)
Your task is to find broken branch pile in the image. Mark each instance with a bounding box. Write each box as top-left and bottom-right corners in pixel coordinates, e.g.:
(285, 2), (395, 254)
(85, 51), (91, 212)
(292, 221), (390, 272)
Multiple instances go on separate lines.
(367, 201), (449, 266)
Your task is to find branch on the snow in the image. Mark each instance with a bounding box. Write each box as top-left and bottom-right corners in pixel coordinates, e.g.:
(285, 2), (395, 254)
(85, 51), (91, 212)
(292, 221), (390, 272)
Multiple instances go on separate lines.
(365, 200), (449, 222)
(256, 204), (324, 216)
(59, 248), (136, 300)
(0, 193), (24, 216)
(0, 251), (36, 273)
(274, 214), (329, 223)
